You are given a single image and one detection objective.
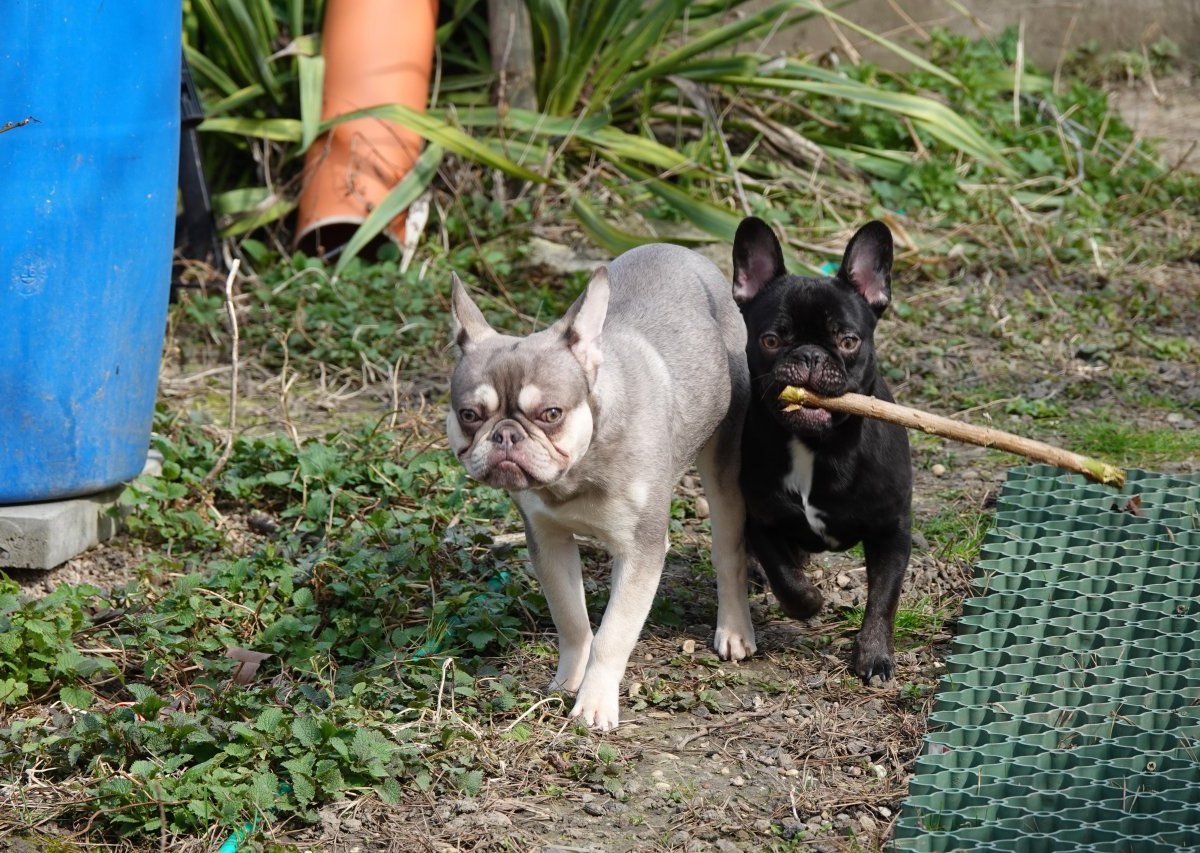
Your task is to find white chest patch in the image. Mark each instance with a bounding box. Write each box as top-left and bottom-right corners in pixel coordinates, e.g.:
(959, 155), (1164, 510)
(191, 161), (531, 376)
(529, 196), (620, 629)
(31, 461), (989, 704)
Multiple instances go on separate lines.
(782, 439), (838, 547)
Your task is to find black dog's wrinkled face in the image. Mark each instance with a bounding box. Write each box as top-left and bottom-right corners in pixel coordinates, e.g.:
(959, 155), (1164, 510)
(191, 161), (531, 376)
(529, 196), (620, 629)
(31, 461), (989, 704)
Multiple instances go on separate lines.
(732, 218), (894, 437)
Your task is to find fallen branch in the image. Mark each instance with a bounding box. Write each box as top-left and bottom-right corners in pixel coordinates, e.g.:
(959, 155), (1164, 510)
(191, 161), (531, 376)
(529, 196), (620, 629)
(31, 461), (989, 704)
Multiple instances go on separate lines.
(779, 386), (1126, 488)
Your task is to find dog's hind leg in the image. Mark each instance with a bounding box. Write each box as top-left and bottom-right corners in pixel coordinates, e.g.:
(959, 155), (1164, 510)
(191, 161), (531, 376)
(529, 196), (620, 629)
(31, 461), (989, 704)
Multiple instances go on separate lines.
(698, 393), (757, 662)
(746, 520), (824, 620)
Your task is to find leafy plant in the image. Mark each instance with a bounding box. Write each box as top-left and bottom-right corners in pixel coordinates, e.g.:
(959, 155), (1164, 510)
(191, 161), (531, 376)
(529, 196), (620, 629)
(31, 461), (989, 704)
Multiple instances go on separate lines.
(0, 414), (543, 841)
(185, 0), (1028, 271)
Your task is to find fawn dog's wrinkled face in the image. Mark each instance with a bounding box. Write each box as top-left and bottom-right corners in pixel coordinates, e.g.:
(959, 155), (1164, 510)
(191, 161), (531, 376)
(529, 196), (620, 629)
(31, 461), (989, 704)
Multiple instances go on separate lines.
(446, 271), (608, 491)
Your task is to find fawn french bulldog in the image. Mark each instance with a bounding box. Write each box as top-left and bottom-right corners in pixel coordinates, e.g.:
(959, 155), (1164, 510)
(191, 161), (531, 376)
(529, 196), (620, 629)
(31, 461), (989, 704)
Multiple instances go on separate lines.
(447, 244), (756, 729)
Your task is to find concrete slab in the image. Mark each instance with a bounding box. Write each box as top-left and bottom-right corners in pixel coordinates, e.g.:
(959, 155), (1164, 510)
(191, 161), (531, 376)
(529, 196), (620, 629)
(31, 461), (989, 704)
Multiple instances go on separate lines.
(0, 451), (163, 571)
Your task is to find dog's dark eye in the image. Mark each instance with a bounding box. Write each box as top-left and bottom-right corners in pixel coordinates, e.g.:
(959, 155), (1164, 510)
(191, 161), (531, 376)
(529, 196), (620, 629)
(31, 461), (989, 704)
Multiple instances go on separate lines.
(760, 333), (782, 352)
(459, 408), (481, 424)
(838, 335), (860, 354)
(541, 407), (564, 424)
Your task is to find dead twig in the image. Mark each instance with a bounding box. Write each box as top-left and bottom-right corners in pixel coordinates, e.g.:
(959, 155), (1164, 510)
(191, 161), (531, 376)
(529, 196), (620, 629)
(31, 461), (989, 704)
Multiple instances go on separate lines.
(779, 386), (1126, 487)
(0, 116), (38, 134)
(675, 706), (779, 749)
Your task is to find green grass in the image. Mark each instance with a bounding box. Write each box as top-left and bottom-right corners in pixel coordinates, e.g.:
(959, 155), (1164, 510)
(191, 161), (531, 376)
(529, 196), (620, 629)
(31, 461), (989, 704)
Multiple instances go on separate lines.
(1056, 419), (1200, 469)
(921, 498), (993, 564)
(839, 596), (952, 643)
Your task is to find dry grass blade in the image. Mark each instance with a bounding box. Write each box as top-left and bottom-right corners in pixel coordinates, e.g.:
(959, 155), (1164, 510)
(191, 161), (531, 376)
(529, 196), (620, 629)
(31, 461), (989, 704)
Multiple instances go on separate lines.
(203, 258), (242, 485)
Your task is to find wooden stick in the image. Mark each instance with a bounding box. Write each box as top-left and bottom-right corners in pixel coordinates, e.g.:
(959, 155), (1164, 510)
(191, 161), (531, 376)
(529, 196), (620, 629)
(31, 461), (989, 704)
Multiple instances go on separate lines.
(779, 386), (1126, 488)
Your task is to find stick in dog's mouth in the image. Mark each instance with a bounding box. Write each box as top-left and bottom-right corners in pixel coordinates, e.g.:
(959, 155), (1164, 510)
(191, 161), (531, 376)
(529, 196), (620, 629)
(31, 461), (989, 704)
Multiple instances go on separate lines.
(775, 384), (1127, 488)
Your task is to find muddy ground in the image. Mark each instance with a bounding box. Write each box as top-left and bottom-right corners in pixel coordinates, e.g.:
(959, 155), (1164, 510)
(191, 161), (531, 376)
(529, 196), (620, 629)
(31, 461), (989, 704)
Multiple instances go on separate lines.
(7, 81), (1199, 852)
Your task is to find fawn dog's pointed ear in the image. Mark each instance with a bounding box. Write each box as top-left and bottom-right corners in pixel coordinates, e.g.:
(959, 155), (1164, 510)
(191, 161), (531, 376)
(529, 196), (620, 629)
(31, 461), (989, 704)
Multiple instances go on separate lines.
(551, 266), (609, 385)
(450, 273), (498, 350)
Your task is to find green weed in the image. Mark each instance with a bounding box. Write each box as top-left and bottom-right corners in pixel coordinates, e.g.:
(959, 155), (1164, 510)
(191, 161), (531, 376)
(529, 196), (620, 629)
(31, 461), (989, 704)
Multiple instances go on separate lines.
(0, 413), (548, 839)
(921, 499), (993, 564)
(1056, 419), (1200, 468)
(839, 596), (950, 643)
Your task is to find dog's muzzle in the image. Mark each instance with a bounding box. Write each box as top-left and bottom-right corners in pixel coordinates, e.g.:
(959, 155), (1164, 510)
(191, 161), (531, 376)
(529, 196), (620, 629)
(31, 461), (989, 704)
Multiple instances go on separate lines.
(775, 346), (846, 397)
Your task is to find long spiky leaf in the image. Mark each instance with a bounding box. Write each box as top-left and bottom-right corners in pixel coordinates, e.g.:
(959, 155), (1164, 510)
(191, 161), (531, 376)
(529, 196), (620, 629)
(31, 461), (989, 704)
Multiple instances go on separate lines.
(334, 144), (446, 275)
(613, 161), (742, 241)
(588, 0), (690, 107)
(571, 197), (656, 254)
(610, 0), (823, 101)
(199, 117), (303, 142)
(298, 55), (325, 152)
(321, 105), (550, 184)
(713, 74), (1014, 173)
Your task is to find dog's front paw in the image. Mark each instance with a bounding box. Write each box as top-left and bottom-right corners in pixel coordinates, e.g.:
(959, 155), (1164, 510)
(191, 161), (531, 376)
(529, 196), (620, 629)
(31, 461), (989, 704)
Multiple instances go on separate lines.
(714, 596), (757, 661)
(713, 623), (757, 662)
(568, 675), (622, 731)
(547, 646), (590, 695)
(851, 636), (895, 685)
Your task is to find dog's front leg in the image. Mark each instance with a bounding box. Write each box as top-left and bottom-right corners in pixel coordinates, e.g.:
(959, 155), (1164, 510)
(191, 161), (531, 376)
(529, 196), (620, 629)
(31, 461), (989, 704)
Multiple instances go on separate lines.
(570, 524), (668, 731)
(525, 516), (594, 695)
(853, 522), (912, 683)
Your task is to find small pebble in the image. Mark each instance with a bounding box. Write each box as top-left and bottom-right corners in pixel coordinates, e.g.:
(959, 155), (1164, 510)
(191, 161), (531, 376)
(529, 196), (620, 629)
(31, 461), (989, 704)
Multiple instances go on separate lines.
(731, 776), (746, 787)
(682, 639), (696, 654)
(870, 763), (887, 779)
(583, 802), (606, 817)
(931, 463), (947, 477)
(629, 681), (642, 698)
(694, 496), (710, 519)
(836, 572), (852, 589)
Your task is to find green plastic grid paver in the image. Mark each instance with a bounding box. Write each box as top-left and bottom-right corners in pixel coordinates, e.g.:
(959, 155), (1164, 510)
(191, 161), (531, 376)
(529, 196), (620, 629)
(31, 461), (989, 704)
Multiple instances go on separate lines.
(895, 466), (1200, 850)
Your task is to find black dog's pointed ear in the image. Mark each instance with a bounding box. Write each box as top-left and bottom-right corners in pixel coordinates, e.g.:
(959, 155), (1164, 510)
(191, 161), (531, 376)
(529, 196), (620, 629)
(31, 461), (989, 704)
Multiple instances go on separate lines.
(838, 220), (893, 315)
(732, 217), (786, 304)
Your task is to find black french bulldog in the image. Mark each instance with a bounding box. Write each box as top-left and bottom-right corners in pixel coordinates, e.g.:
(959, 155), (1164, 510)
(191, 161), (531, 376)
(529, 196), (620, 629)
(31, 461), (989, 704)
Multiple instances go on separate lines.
(732, 217), (912, 683)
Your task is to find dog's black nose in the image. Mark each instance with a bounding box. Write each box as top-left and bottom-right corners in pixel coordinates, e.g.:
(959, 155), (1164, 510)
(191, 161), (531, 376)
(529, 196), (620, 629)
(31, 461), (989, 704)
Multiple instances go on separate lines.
(491, 422), (524, 449)
(794, 346), (826, 369)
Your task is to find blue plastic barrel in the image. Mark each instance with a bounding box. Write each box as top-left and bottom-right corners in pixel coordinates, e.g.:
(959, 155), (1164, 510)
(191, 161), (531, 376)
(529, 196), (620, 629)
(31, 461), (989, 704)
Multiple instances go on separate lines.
(0, 2), (180, 503)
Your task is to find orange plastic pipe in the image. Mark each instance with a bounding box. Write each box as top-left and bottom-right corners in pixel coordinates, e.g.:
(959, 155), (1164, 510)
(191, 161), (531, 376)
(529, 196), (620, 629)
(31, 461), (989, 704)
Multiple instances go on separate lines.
(295, 0), (438, 254)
